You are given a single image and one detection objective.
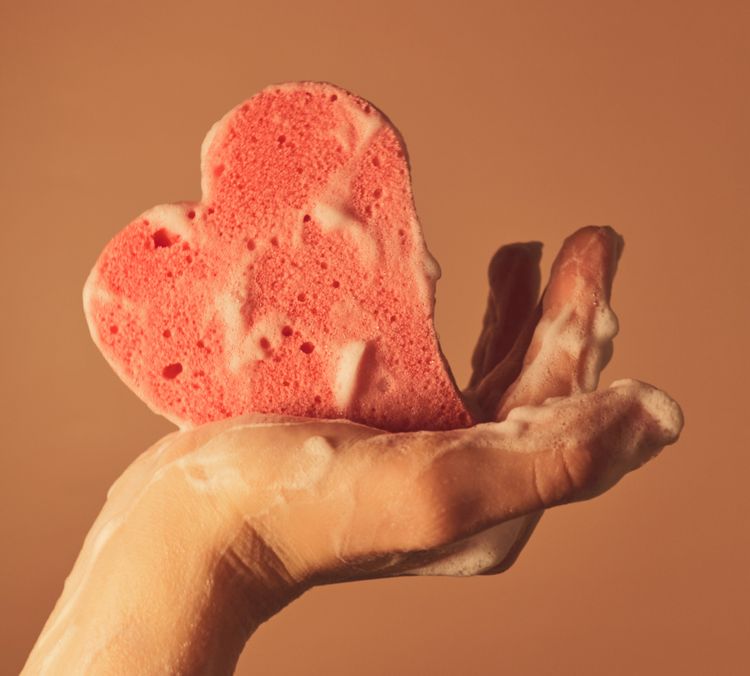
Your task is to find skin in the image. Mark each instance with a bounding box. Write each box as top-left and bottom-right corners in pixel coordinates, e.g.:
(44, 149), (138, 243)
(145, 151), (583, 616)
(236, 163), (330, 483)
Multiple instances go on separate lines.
(22, 227), (683, 675)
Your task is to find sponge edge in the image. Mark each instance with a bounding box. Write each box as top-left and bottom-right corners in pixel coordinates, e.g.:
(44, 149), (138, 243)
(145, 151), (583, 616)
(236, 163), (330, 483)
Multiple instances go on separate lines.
(83, 81), (471, 432)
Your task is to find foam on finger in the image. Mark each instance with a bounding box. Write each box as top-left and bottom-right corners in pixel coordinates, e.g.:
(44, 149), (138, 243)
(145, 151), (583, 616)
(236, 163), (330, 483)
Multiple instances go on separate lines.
(496, 226), (623, 417)
(609, 379), (684, 445)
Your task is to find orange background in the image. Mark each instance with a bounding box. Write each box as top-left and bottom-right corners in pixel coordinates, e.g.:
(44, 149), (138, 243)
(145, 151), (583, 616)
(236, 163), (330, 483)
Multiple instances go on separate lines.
(2, 1), (748, 674)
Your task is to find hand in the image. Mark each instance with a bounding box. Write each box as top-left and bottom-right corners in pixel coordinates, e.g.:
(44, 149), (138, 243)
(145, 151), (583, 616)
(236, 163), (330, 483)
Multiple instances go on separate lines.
(449, 224), (628, 575)
(23, 227), (683, 675)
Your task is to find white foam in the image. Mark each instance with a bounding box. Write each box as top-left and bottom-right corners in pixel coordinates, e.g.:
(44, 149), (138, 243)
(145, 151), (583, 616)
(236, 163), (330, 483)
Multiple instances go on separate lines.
(82, 272), (110, 309)
(421, 243), (441, 283)
(291, 435), (336, 489)
(330, 126), (352, 153)
(334, 341), (366, 409)
(242, 311), (288, 360)
(200, 107), (234, 200)
(176, 446), (247, 496)
(411, 222), (442, 310)
(312, 201), (377, 267)
(82, 272), (138, 315)
(515, 303), (577, 392)
(610, 379), (684, 440)
(305, 87), (385, 268)
(216, 274), (290, 371)
(290, 217), (304, 248)
(407, 518), (527, 577)
(583, 301), (619, 389)
(177, 426), (335, 500)
(215, 290), (244, 372)
(142, 204), (194, 243)
(350, 106), (382, 151)
(337, 92), (383, 152)
(314, 202), (354, 234)
(28, 504), (133, 668)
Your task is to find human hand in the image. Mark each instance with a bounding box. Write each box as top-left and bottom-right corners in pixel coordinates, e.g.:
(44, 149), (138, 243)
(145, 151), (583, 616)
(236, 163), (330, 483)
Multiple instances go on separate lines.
(23, 226), (683, 675)
(439, 224), (629, 575)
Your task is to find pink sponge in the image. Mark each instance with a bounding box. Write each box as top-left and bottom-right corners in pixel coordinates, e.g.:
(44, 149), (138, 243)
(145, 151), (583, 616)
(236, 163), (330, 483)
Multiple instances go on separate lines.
(84, 82), (472, 432)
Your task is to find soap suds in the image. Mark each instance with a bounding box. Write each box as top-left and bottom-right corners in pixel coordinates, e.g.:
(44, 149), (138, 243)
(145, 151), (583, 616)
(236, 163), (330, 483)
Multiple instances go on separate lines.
(334, 341), (366, 409)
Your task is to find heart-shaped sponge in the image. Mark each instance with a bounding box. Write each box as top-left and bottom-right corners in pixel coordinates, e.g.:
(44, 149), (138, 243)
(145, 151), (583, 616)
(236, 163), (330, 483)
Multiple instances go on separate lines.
(84, 82), (472, 432)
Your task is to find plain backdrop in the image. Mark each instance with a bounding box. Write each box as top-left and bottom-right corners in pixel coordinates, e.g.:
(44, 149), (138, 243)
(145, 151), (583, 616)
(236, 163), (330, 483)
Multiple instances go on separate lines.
(2, 1), (748, 674)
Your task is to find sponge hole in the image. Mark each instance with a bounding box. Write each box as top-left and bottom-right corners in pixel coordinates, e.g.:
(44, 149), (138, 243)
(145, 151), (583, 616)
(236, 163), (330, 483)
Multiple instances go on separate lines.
(152, 228), (178, 248)
(162, 363), (183, 379)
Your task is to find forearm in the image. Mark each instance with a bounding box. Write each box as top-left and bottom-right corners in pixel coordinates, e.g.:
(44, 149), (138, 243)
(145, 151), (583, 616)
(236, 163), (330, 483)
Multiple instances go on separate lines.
(21, 442), (296, 675)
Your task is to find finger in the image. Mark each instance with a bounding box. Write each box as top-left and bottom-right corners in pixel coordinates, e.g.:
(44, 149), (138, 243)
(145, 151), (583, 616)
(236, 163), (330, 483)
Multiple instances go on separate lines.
(467, 242), (542, 393)
(422, 293), (540, 575)
(495, 225), (624, 419)
(342, 379), (682, 577)
(470, 226), (622, 424)
(469, 302), (541, 422)
(471, 226), (624, 575)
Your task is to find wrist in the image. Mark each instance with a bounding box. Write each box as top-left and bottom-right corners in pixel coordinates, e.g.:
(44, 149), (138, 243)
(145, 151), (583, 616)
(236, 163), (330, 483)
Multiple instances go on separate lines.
(22, 432), (306, 675)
